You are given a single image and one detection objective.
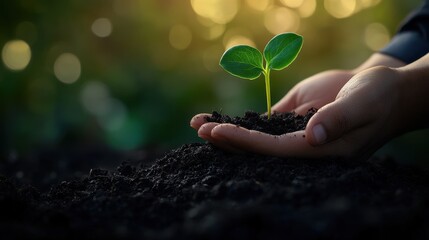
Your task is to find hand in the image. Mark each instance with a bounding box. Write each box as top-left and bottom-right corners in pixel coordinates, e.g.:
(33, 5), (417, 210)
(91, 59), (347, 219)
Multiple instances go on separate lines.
(190, 54), (407, 159)
(305, 66), (404, 159)
(190, 69), (354, 153)
(272, 53), (405, 115)
(191, 66), (403, 160)
(272, 70), (354, 115)
(189, 69), (355, 154)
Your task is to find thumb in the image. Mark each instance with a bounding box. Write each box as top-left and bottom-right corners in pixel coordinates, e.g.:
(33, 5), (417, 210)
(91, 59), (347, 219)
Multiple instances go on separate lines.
(305, 99), (365, 146)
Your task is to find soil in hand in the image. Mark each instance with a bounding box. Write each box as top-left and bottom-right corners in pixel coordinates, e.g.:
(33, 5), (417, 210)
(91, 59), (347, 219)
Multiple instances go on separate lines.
(206, 108), (317, 135)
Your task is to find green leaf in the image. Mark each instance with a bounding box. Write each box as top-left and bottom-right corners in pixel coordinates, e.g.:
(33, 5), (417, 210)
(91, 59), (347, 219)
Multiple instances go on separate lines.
(263, 33), (303, 71)
(219, 45), (264, 80)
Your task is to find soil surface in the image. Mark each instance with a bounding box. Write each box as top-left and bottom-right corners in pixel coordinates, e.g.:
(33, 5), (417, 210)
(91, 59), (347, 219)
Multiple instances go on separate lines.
(1, 110), (428, 240)
(206, 108), (317, 135)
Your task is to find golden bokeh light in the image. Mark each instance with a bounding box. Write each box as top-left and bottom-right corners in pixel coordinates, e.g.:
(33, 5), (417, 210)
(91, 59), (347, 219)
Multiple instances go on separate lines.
(264, 7), (300, 35)
(359, 0), (382, 8)
(365, 22), (390, 51)
(222, 29), (256, 50)
(191, 0), (239, 24)
(196, 15), (217, 27)
(54, 53), (81, 84)
(298, 0), (317, 18)
(324, 0), (356, 19)
(353, 0), (382, 12)
(2, 40), (31, 71)
(169, 24), (193, 50)
(224, 35), (256, 50)
(280, 0), (305, 8)
(202, 24), (226, 40)
(91, 18), (113, 38)
(246, 0), (273, 11)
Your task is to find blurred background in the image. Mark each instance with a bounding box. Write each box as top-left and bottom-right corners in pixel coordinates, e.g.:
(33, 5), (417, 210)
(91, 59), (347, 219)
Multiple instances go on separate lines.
(1, 0), (427, 166)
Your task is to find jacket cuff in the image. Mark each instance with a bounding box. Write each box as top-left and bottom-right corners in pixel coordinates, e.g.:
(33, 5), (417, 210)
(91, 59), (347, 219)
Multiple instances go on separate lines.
(379, 31), (429, 64)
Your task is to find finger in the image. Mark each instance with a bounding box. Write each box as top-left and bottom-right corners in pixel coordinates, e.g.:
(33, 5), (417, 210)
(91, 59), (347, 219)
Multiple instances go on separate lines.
(210, 124), (336, 158)
(197, 122), (243, 153)
(271, 93), (296, 113)
(305, 98), (371, 146)
(190, 113), (212, 130)
(197, 122), (219, 140)
(293, 102), (320, 116)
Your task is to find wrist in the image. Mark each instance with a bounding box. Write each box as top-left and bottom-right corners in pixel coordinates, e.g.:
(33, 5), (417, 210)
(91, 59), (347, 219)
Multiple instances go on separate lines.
(352, 53), (406, 75)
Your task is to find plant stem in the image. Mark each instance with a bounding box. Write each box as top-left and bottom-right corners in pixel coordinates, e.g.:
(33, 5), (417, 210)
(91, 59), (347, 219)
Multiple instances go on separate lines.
(264, 68), (271, 119)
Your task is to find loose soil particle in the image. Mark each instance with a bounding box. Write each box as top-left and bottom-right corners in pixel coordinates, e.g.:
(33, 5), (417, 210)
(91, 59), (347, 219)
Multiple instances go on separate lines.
(0, 110), (428, 239)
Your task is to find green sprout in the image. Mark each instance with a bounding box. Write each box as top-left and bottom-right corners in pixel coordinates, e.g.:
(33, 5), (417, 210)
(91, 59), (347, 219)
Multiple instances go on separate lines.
(219, 32), (303, 119)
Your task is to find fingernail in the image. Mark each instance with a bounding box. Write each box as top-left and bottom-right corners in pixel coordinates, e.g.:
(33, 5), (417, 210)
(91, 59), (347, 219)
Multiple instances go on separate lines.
(312, 124), (327, 144)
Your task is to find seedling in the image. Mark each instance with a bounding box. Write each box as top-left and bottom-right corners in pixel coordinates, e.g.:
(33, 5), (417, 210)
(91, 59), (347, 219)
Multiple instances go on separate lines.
(219, 32), (303, 118)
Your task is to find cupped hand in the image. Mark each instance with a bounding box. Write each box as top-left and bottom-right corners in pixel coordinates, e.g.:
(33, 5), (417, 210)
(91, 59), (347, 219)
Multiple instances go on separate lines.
(190, 69), (355, 155)
(190, 53), (406, 159)
(191, 66), (404, 160)
(190, 69), (352, 154)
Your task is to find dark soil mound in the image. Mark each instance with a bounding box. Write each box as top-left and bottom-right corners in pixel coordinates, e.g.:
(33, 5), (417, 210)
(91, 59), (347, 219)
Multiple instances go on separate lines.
(1, 110), (428, 240)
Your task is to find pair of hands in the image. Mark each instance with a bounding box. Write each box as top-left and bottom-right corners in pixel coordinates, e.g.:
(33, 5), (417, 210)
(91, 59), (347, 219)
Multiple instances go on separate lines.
(190, 54), (406, 160)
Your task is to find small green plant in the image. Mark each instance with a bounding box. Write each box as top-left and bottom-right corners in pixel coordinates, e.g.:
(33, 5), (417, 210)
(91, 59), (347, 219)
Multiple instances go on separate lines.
(219, 32), (303, 118)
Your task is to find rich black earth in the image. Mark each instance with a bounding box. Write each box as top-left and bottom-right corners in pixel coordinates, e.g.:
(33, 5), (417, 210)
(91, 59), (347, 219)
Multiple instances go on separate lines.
(1, 110), (428, 240)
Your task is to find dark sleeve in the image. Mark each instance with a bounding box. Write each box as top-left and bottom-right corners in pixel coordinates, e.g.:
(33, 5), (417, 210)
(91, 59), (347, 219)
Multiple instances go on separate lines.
(380, 0), (429, 63)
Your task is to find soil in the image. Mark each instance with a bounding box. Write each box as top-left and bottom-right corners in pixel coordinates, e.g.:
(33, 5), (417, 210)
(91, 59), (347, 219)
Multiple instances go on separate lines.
(206, 108), (317, 135)
(1, 110), (428, 240)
